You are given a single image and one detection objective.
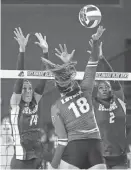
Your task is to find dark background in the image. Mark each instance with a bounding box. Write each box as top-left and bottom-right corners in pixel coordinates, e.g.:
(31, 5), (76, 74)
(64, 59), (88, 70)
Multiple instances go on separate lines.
(1, 0), (131, 144)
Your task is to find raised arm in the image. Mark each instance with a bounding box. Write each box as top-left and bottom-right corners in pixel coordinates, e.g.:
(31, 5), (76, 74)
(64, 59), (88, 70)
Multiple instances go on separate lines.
(98, 42), (124, 101)
(50, 104), (68, 169)
(34, 33), (49, 103)
(10, 28), (30, 107)
(80, 26), (105, 93)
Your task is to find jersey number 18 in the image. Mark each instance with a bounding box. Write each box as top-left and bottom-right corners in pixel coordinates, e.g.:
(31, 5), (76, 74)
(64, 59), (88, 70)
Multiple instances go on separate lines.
(68, 97), (90, 118)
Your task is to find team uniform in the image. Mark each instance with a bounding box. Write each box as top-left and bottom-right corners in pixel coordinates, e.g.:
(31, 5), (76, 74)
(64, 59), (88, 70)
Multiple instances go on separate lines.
(10, 52), (48, 169)
(94, 92), (127, 168)
(10, 97), (43, 169)
(51, 60), (105, 169)
(93, 58), (127, 169)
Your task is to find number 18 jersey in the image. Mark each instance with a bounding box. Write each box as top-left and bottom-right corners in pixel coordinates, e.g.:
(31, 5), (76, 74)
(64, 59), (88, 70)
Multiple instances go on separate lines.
(55, 90), (101, 142)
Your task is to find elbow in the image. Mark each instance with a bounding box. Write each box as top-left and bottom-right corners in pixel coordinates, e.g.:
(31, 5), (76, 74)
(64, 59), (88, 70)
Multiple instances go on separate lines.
(58, 137), (68, 146)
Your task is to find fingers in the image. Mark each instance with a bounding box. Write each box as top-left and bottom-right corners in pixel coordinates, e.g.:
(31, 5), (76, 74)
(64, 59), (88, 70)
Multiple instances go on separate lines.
(70, 49), (75, 58)
(99, 41), (103, 48)
(35, 33), (44, 40)
(14, 37), (18, 42)
(55, 48), (61, 55)
(64, 44), (67, 53)
(87, 50), (91, 54)
(44, 36), (46, 41)
(35, 33), (42, 40)
(26, 34), (30, 41)
(55, 52), (61, 58)
(39, 33), (44, 39)
(14, 28), (21, 37)
(14, 27), (24, 38)
(34, 42), (40, 46)
(59, 44), (64, 52)
(97, 26), (106, 35)
(18, 27), (23, 36)
(35, 33), (41, 40)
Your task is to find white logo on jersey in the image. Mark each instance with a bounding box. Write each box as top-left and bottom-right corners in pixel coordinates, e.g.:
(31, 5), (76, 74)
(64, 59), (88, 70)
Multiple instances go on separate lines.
(22, 105), (38, 115)
(98, 101), (118, 111)
(61, 91), (83, 104)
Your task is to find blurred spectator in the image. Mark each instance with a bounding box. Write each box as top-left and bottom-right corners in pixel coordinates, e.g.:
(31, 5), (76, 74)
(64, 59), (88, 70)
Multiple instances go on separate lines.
(40, 126), (54, 169)
(0, 116), (14, 169)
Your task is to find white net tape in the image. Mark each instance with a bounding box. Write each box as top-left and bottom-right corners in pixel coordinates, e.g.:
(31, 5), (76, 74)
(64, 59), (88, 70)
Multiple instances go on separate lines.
(0, 70), (130, 81)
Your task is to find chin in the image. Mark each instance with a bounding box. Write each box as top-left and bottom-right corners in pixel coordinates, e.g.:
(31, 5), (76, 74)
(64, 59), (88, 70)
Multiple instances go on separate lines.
(24, 98), (32, 103)
(101, 95), (109, 99)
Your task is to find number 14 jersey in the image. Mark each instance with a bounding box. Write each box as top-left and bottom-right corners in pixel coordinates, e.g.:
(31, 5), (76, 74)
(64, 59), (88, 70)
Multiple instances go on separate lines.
(55, 90), (101, 142)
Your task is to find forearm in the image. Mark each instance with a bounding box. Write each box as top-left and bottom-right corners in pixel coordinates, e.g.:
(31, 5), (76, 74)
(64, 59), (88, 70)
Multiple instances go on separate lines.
(34, 52), (49, 95)
(14, 52), (25, 94)
(81, 40), (99, 91)
(90, 40), (99, 62)
(51, 145), (66, 169)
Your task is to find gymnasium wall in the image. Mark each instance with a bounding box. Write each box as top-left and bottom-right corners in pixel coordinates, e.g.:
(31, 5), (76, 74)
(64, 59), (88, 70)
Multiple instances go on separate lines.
(1, 0), (131, 128)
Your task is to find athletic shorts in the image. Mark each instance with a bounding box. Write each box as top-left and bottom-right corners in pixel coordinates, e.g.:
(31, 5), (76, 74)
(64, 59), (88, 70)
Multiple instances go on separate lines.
(62, 138), (105, 169)
(104, 154), (128, 169)
(10, 155), (42, 169)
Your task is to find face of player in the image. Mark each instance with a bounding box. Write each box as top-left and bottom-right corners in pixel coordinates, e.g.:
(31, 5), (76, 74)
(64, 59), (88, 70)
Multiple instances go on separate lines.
(97, 81), (111, 99)
(22, 81), (33, 103)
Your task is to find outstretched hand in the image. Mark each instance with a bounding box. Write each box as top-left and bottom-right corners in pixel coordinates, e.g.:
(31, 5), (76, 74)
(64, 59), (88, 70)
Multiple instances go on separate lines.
(87, 26), (105, 58)
(55, 44), (75, 63)
(92, 26), (105, 41)
(35, 33), (48, 53)
(14, 27), (30, 52)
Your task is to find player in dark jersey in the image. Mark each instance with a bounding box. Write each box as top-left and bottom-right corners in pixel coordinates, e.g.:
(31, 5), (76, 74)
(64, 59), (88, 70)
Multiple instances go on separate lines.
(93, 42), (127, 169)
(10, 27), (49, 169)
(41, 26), (107, 169)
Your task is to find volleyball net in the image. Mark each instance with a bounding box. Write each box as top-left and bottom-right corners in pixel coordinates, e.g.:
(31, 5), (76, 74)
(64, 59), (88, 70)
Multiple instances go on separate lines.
(0, 70), (130, 81)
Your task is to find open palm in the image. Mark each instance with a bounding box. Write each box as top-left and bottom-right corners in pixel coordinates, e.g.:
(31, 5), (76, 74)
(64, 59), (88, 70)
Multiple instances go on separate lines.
(35, 33), (48, 53)
(14, 27), (30, 52)
(55, 44), (75, 63)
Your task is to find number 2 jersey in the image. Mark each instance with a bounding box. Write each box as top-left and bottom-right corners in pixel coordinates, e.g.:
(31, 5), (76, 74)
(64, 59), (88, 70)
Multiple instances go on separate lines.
(51, 61), (101, 142)
(93, 94), (126, 157)
(10, 97), (43, 160)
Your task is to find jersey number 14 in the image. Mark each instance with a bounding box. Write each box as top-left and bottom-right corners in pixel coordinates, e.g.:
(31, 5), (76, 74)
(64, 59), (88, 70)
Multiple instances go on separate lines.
(68, 97), (90, 118)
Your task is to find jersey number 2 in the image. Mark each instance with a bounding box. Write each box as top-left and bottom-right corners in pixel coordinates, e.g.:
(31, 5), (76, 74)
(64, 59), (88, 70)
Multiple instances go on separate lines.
(68, 97), (90, 118)
(109, 112), (115, 123)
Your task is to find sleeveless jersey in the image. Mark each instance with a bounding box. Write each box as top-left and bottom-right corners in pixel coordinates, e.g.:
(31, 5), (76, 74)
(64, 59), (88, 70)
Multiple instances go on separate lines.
(10, 97), (43, 160)
(93, 96), (126, 157)
(56, 89), (101, 142)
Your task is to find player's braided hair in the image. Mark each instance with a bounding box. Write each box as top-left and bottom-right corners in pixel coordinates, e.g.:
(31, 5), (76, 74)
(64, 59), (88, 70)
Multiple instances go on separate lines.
(41, 57), (77, 93)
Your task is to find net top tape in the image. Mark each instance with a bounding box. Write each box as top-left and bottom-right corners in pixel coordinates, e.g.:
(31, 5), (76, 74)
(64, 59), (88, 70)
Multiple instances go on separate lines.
(0, 70), (130, 81)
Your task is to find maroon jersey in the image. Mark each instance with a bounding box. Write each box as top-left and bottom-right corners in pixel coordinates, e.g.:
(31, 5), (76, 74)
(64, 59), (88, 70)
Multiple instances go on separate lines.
(94, 95), (126, 157)
(18, 99), (39, 133)
(10, 97), (43, 160)
(51, 61), (101, 142)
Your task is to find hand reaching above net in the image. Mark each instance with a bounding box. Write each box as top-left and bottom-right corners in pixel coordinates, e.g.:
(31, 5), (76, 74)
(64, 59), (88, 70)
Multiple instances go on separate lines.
(55, 44), (75, 63)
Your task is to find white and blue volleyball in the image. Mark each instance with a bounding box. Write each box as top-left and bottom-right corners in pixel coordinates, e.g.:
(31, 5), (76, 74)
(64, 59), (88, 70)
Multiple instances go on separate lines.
(79, 5), (102, 28)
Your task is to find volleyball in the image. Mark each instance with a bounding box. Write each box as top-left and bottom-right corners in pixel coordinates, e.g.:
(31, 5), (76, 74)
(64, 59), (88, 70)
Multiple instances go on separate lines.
(79, 5), (102, 28)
